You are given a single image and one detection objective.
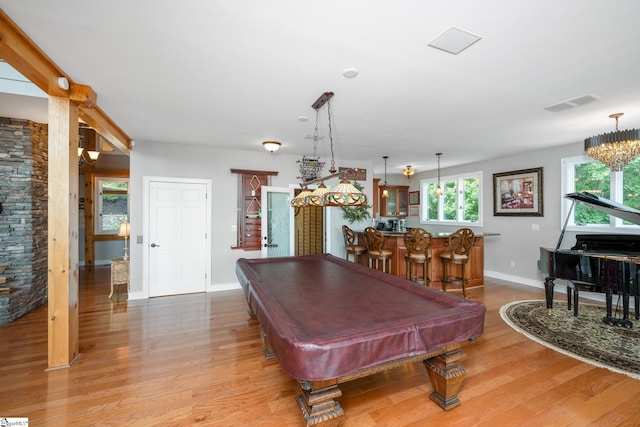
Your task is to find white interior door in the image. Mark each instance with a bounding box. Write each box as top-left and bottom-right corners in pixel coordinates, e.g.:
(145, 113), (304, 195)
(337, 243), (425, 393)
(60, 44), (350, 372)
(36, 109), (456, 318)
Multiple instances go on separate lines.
(147, 179), (210, 297)
(261, 186), (294, 258)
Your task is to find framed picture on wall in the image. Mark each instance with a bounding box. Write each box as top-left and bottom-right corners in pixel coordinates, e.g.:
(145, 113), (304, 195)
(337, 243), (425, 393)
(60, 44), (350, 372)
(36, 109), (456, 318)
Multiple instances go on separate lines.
(409, 191), (420, 205)
(409, 205), (419, 216)
(493, 167), (543, 216)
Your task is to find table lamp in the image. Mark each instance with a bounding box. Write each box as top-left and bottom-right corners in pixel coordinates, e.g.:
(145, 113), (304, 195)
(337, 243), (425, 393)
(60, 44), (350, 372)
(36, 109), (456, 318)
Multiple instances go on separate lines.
(118, 221), (130, 259)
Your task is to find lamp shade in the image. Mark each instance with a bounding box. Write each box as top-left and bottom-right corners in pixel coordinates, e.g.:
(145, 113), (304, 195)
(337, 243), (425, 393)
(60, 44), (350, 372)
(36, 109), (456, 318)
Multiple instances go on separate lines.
(324, 179), (368, 207)
(117, 222), (130, 237)
(305, 183), (329, 207)
(291, 189), (313, 207)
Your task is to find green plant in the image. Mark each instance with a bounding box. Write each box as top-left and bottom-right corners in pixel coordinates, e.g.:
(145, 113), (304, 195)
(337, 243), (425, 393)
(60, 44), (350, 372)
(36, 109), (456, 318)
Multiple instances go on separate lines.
(341, 181), (372, 224)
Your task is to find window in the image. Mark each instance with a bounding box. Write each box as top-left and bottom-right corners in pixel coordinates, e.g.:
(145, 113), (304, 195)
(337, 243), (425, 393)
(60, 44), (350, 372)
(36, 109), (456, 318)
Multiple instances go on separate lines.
(95, 177), (129, 234)
(420, 171), (482, 226)
(562, 155), (640, 231)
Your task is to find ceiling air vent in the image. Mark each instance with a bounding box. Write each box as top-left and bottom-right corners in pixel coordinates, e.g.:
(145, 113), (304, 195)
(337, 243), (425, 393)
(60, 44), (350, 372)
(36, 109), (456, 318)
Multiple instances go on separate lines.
(544, 94), (601, 112)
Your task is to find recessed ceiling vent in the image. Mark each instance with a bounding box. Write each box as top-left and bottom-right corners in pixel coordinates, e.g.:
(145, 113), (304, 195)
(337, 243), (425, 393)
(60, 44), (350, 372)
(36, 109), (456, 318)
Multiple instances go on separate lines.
(544, 94), (601, 112)
(428, 26), (481, 55)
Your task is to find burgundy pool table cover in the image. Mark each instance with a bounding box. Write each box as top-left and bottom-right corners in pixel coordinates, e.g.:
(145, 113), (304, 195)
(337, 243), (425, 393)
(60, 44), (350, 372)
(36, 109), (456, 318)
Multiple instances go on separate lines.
(235, 253), (485, 381)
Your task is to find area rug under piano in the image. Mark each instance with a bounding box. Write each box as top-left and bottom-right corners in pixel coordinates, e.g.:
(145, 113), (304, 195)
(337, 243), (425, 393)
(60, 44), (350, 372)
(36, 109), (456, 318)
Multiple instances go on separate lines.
(500, 300), (640, 380)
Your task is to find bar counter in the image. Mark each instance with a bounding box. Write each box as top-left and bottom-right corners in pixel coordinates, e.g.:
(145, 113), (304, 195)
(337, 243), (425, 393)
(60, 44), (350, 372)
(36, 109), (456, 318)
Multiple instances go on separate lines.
(355, 230), (486, 291)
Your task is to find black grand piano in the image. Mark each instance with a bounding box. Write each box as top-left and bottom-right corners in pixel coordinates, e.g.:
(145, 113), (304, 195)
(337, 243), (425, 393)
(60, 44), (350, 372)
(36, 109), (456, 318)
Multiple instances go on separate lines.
(538, 191), (640, 327)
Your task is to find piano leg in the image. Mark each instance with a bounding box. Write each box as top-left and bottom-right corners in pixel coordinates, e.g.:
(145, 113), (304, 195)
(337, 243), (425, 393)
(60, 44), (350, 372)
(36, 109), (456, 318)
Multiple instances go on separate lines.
(572, 283), (579, 317)
(603, 289), (633, 328)
(544, 277), (555, 314)
(635, 296), (639, 320)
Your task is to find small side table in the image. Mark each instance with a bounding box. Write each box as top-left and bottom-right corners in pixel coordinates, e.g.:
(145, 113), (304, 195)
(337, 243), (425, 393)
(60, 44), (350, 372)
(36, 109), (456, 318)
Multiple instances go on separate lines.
(110, 257), (130, 299)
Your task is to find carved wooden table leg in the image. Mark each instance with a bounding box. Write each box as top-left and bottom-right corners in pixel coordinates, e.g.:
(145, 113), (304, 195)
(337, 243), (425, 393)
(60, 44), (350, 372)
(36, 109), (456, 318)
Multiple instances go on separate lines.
(295, 379), (345, 426)
(423, 343), (467, 410)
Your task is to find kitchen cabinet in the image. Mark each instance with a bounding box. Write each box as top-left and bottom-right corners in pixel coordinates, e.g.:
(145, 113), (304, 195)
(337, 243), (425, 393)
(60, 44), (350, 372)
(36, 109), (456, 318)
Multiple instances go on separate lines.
(379, 185), (409, 217)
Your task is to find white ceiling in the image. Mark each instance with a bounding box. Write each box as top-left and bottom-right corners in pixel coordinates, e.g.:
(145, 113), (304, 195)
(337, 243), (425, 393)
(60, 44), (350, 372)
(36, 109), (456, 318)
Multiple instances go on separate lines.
(1, 0), (640, 174)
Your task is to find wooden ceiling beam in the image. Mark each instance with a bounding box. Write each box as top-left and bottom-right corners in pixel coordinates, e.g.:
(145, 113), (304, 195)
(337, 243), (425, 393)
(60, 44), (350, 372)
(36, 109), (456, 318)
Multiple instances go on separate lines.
(0, 9), (131, 152)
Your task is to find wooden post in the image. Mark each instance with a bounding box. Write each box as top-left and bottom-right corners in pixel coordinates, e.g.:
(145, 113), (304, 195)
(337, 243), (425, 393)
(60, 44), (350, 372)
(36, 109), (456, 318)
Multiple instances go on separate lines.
(47, 96), (81, 369)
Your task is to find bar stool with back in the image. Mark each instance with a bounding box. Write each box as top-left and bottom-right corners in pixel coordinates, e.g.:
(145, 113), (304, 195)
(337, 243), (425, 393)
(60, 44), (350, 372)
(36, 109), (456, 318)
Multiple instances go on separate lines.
(440, 227), (476, 298)
(403, 227), (433, 286)
(364, 226), (393, 273)
(342, 225), (367, 263)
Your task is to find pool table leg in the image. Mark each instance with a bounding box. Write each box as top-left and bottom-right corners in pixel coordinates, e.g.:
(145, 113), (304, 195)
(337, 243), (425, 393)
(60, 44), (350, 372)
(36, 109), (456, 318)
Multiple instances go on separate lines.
(295, 379), (345, 427)
(423, 343), (467, 411)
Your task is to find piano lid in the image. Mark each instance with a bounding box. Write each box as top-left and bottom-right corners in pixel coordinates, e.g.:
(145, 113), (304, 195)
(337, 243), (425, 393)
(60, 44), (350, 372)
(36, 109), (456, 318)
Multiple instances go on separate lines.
(565, 192), (640, 226)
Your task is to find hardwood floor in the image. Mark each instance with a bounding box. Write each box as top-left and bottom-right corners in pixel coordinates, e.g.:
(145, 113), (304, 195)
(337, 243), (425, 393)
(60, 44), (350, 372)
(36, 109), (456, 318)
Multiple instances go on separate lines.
(1, 266), (639, 426)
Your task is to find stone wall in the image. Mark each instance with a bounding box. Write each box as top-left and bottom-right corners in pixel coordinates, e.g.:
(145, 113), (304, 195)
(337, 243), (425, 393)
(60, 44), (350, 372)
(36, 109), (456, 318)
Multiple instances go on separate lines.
(0, 117), (48, 324)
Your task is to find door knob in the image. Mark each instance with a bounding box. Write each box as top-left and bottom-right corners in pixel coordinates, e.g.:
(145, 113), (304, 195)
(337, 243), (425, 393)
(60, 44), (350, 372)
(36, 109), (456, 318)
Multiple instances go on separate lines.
(150, 243), (160, 248)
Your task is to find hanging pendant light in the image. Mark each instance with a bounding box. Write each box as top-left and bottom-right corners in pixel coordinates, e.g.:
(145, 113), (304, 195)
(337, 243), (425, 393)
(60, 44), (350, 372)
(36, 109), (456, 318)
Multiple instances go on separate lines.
(584, 113), (640, 171)
(381, 156), (389, 198)
(291, 91), (367, 207)
(435, 153), (443, 196)
(305, 182), (330, 206)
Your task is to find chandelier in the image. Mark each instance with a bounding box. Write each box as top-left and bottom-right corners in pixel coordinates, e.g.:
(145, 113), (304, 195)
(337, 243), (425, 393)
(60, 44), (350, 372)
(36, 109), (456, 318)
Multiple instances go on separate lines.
(291, 92), (367, 208)
(402, 165), (415, 177)
(584, 113), (640, 171)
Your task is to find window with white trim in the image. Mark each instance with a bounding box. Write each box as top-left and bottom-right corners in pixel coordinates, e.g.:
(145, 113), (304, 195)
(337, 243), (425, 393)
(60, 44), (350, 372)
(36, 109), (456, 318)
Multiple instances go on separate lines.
(95, 177), (129, 234)
(561, 155), (640, 231)
(420, 171), (482, 226)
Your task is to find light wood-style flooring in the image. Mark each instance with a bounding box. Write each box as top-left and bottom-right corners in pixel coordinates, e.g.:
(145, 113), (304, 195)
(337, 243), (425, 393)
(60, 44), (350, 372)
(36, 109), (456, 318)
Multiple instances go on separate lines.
(1, 266), (639, 426)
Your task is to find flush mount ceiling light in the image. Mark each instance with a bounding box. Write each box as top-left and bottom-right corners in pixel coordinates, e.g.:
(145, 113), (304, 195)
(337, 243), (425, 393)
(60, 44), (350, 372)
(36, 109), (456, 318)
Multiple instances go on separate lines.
(435, 153), (443, 196)
(262, 141), (281, 153)
(402, 165), (415, 177)
(585, 113), (640, 171)
(428, 26), (481, 55)
(291, 91), (367, 208)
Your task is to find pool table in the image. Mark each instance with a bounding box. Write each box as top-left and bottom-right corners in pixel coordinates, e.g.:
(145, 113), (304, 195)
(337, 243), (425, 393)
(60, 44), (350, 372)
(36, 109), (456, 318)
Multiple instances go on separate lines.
(236, 253), (486, 426)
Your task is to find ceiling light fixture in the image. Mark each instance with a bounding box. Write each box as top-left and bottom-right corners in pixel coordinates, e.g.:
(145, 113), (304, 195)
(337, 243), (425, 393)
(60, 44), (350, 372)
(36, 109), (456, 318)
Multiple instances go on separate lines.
(381, 156), (389, 198)
(402, 165), (415, 177)
(291, 91), (367, 208)
(435, 153), (443, 196)
(78, 147), (100, 166)
(585, 112), (640, 171)
(262, 141), (281, 153)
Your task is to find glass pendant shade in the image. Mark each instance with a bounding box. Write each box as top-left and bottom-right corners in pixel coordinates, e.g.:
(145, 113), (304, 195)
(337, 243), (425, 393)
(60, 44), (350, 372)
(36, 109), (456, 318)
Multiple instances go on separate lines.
(291, 189), (313, 207)
(305, 183), (329, 206)
(324, 179), (368, 207)
(382, 188), (389, 198)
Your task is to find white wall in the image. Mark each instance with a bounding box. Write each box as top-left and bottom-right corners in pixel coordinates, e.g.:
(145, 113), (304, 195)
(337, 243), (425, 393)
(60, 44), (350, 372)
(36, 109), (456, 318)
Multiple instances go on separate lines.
(129, 141), (373, 297)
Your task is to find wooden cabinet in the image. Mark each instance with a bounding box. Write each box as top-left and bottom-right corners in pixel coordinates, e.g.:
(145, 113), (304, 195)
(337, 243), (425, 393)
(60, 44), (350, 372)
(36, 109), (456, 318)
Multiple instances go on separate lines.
(231, 169), (278, 251)
(380, 185), (409, 217)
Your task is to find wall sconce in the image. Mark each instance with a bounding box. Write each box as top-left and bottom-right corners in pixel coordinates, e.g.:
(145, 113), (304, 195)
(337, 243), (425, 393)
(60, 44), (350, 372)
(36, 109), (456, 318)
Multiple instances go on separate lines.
(262, 141), (281, 153)
(78, 147), (100, 166)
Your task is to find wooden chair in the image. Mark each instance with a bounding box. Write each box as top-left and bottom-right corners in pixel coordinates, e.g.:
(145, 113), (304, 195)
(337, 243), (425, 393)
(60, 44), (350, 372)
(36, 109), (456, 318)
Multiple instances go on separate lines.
(440, 228), (476, 298)
(342, 225), (367, 263)
(364, 226), (393, 273)
(403, 227), (432, 286)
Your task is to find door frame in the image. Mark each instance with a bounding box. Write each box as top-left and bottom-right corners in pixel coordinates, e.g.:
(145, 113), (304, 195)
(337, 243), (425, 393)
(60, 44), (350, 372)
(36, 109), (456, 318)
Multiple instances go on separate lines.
(260, 186), (295, 258)
(141, 176), (212, 299)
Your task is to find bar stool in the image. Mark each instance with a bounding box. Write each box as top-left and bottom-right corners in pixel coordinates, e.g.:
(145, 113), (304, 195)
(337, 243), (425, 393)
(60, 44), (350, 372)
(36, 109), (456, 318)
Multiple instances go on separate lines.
(364, 226), (393, 273)
(342, 225), (367, 263)
(403, 227), (432, 286)
(440, 227), (475, 298)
